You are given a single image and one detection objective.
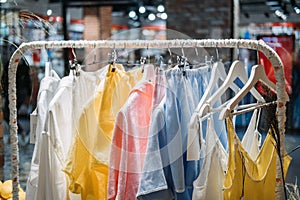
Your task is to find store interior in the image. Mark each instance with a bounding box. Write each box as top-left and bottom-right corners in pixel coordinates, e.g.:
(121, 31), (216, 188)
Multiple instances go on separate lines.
(0, 0), (300, 199)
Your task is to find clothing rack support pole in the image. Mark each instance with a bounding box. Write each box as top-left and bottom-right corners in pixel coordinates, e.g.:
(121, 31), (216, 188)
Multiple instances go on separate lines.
(8, 39), (288, 200)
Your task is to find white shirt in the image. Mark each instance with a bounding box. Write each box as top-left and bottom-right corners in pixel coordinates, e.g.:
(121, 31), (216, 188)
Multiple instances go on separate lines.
(26, 70), (60, 200)
(36, 67), (107, 200)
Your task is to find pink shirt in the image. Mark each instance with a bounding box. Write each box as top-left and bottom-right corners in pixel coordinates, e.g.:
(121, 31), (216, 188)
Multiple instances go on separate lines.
(108, 81), (154, 200)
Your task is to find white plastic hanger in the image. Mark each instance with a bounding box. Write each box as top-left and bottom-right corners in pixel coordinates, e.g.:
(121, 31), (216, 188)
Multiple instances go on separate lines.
(194, 61), (228, 113)
(199, 60), (265, 117)
(219, 64), (284, 120)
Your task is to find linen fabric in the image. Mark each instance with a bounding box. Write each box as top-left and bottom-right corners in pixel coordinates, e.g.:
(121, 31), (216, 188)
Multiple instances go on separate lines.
(63, 65), (142, 199)
(26, 71), (60, 200)
(137, 68), (210, 200)
(108, 80), (154, 200)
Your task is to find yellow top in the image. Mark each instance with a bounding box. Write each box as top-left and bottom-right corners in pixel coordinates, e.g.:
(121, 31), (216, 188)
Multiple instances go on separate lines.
(63, 65), (142, 200)
(224, 118), (291, 200)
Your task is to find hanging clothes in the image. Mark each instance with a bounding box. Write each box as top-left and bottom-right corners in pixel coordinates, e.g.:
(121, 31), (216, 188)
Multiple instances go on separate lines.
(223, 117), (291, 200)
(192, 117), (228, 200)
(63, 64), (143, 199)
(26, 70), (60, 200)
(137, 68), (172, 200)
(191, 109), (261, 200)
(187, 98), (228, 162)
(137, 67), (210, 200)
(108, 78), (154, 200)
(35, 67), (107, 200)
(36, 75), (73, 200)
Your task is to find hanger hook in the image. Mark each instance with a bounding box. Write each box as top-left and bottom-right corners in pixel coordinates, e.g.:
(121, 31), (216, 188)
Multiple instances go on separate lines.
(215, 42), (219, 61)
(71, 44), (77, 61)
(44, 43), (50, 62)
(181, 43), (185, 58)
(236, 41), (240, 60)
(111, 42), (117, 63)
(146, 43), (150, 63)
(93, 42), (97, 63)
(167, 44), (173, 66)
(194, 45), (199, 57)
(168, 44), (172, 57)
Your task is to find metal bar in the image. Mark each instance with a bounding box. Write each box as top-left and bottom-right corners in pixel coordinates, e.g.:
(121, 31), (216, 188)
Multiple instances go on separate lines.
(62, 1), (70, 76)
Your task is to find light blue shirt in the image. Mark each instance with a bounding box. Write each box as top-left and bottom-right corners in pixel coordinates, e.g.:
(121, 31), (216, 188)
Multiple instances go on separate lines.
(137, 68), (211, 200)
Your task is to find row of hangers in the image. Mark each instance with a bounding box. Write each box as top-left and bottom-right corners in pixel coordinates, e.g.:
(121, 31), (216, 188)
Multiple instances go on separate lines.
(64, 44), (288, 119)
(68, 43), (214, 74)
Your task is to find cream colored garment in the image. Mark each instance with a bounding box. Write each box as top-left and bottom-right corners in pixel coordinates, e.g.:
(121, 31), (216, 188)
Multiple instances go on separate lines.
(192, 117), (228, 200)
(192, 109), (262, 200)
(64, 65), (142, 200)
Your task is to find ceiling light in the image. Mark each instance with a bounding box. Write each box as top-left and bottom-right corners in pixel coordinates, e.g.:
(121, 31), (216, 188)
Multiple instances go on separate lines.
(275, 9), (282, 16)
(291, 0), (300, 14)
(139, 6), (146, 14)
(157, 5), (165, 12)
(265, 1), (279, 6)
(47, 9), (52, 16)
(0, 0), (7, 3)
(148, 13), (156, 21)
(294, 6), (300, 14)
(161, 12), (168, 20)
(275, 9), (287, 21)
(129, 11), (137, 18)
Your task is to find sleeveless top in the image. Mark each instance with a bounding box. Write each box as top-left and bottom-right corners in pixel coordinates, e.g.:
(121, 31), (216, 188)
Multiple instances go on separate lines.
(192, 109), (261, 200)
(223, 117), (291, 200)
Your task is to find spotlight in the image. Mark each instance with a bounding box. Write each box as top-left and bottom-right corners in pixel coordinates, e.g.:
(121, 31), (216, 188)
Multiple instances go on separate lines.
(47, 9), (52, 16)
(157, 5), (165, 12)
(291, 0), (300, 14)
(139, 6), (146, 14)
(265, 0), (280, 6)
(0, 0), (7, 3)
(148, 13), (156, 21)
(129, 11), (137, 18)
(294, 6), (300, 14)
(161, 12), (168, 20)
(275, 9), (287, 20)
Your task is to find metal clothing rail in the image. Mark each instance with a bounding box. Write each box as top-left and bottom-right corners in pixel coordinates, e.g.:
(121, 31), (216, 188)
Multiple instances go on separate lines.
(8, 39), (288, 200)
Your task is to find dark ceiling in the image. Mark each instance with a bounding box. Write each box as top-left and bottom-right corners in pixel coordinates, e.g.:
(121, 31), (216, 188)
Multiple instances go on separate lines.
(239, 0), (300, 23)
(5, 0), (300, 24)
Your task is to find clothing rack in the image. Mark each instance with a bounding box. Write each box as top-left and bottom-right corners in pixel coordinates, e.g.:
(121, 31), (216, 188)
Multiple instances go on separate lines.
(8, 39), (289, 200)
